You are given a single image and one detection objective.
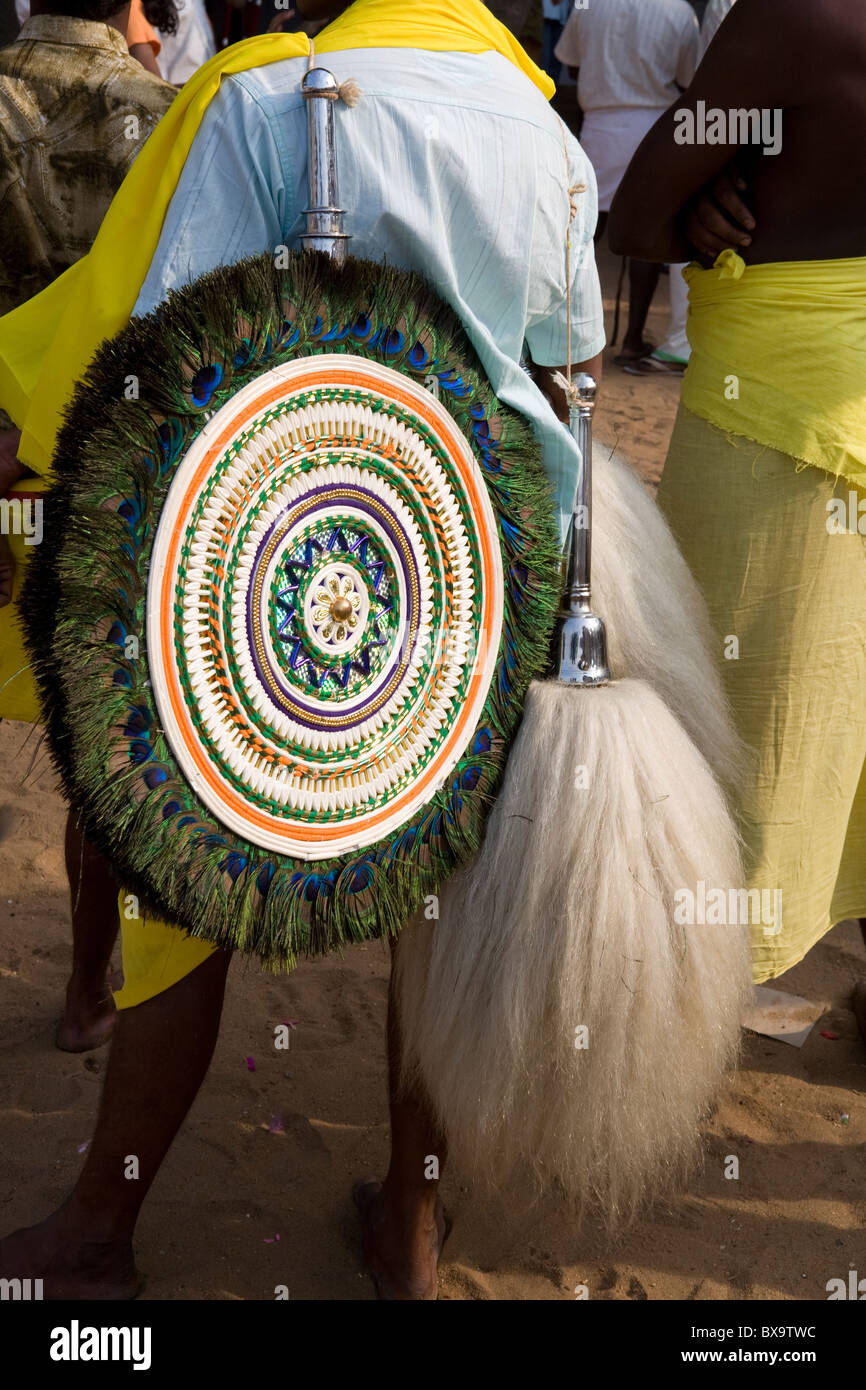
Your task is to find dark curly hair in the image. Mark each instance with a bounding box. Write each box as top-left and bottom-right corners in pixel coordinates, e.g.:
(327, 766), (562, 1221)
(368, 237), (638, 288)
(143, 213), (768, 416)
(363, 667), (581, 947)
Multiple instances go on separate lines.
(53, 0), (179, 35)
(141, 0), (179, 36)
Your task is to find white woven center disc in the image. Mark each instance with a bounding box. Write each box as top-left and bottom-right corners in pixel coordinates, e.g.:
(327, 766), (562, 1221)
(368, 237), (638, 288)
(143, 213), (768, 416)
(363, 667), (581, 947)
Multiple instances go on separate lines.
(146, 354), (504, 857)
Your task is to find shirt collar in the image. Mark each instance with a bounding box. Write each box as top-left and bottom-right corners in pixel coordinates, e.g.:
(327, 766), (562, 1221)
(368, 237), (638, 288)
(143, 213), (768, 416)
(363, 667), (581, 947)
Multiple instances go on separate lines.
(16, 14), (130, 56)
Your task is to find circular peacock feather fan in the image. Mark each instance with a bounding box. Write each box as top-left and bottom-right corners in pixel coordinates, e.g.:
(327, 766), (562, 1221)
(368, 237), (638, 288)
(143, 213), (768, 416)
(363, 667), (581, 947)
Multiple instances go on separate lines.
(21, 251), (560, 966)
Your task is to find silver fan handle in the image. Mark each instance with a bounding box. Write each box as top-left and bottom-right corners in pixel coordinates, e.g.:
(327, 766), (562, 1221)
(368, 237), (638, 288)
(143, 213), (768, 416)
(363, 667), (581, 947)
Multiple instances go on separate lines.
(300, 68), (351, 262)
(554, 374), (611, 686)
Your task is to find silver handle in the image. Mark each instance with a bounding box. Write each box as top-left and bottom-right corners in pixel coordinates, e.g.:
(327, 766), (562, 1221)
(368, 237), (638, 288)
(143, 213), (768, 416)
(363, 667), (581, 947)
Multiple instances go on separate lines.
(300, 68), (350, 263)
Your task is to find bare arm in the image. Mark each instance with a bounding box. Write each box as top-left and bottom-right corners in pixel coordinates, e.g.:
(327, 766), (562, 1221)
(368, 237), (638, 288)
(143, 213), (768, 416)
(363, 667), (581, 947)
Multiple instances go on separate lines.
(129, 41), (162, 77)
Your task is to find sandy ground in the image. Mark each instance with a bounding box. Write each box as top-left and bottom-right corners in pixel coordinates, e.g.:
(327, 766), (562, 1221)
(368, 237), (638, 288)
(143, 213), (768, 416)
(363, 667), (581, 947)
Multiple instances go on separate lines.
(0, 246), (864, 1301)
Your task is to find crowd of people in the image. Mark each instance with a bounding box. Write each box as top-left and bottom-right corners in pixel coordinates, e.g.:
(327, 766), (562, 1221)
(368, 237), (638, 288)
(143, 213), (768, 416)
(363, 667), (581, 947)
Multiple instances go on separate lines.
(0, 0), (862, 1303)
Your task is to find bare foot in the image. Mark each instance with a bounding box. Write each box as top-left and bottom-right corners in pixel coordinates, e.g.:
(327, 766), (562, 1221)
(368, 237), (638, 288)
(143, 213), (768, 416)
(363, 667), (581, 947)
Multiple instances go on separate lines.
(852, 981), (866, 1047)
(0, 1207), (141, 1300)
(353, 1176), (448, 1300)
(56, 976), (117, 1053)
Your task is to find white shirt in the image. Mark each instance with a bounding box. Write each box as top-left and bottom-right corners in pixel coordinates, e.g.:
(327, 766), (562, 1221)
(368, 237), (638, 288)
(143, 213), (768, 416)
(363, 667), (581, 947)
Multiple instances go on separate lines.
(156, 0), (215, 85)
(555, 0), (699, 113)
(135, 49), (605, 540)
(698, 0), (736, 60)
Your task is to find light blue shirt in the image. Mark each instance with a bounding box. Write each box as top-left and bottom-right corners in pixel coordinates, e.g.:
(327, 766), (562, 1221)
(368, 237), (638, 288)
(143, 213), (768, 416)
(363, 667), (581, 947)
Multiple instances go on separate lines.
(136, 48), (605, 539)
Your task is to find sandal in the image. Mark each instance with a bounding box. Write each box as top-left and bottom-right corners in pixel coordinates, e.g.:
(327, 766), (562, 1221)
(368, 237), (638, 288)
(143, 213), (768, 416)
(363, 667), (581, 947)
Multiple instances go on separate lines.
(612, 340), (655, 368)
(622, 353), (687, 377)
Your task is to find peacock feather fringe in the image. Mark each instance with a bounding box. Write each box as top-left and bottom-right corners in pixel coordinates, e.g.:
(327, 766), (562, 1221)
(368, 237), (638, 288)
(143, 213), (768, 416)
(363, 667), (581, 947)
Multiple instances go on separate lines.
(21, 251), (560, 967)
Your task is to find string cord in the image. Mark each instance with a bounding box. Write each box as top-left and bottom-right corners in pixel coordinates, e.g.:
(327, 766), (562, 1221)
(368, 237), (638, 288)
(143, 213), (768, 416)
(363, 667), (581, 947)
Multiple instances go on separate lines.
(306, 39), (363, 105)
(558, 118), (587, 393)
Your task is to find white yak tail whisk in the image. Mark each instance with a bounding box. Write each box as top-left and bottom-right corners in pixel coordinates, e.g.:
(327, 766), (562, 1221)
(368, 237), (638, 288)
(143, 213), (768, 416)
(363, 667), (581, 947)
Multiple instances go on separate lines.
(395, 374), (752, 1220)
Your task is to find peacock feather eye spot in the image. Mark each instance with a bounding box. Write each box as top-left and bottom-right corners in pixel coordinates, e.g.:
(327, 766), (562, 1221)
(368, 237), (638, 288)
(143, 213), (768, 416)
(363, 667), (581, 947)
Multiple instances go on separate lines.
(190, 363), (224, 407)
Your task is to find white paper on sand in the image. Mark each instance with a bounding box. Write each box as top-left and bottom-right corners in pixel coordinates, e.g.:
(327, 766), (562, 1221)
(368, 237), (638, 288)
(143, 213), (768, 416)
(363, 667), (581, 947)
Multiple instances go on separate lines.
(742, 985), (826, 1048)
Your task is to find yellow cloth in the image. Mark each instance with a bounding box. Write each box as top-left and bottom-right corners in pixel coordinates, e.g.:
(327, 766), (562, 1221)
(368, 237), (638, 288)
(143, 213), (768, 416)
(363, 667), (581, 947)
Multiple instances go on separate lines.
(660, 405), (866, 982)
(0, 0), (553, 478)
(319, 0), (553, 94)
(682, 249), (866, 491)
(113, 893), (216, 1009)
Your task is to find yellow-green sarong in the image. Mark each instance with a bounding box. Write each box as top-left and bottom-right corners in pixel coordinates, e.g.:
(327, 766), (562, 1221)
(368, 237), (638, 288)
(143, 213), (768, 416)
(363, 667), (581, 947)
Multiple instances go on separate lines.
(660, 252), (866, 981)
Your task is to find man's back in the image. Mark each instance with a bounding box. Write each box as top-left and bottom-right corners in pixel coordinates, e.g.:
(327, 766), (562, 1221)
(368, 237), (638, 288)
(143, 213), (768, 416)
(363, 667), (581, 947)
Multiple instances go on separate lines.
(556, 0), (698, 112)
(134, 47), (605, 535)
(687, 0), (866, 261)
(0, 13), (176, 315)
(698, 0), (736, 59)
(136, 49), (599, 365)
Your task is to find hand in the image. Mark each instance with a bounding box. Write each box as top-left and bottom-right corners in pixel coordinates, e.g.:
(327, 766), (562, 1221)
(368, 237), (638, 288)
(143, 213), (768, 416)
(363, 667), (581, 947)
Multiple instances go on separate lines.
(685, 168), (756, 260)
(532, 363), (570, 423)
(531, 355), (603, 425)
(267, 11), (297, 30)
(0, 429), (23, 609)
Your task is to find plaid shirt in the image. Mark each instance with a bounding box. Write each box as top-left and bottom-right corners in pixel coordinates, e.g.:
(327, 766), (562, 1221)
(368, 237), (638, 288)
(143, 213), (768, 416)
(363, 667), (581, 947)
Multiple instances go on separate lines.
(0, 15), (176, 320)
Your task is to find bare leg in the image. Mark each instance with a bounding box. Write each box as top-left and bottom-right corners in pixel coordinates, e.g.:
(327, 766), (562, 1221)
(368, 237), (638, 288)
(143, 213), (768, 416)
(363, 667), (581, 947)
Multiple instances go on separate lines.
(58, 811), (120, 1052)
(621, 259), (662, 357)
(0, 946), (232, 1299)
(355, 936), (448, 1300)
(854, 920), (866, 1045)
